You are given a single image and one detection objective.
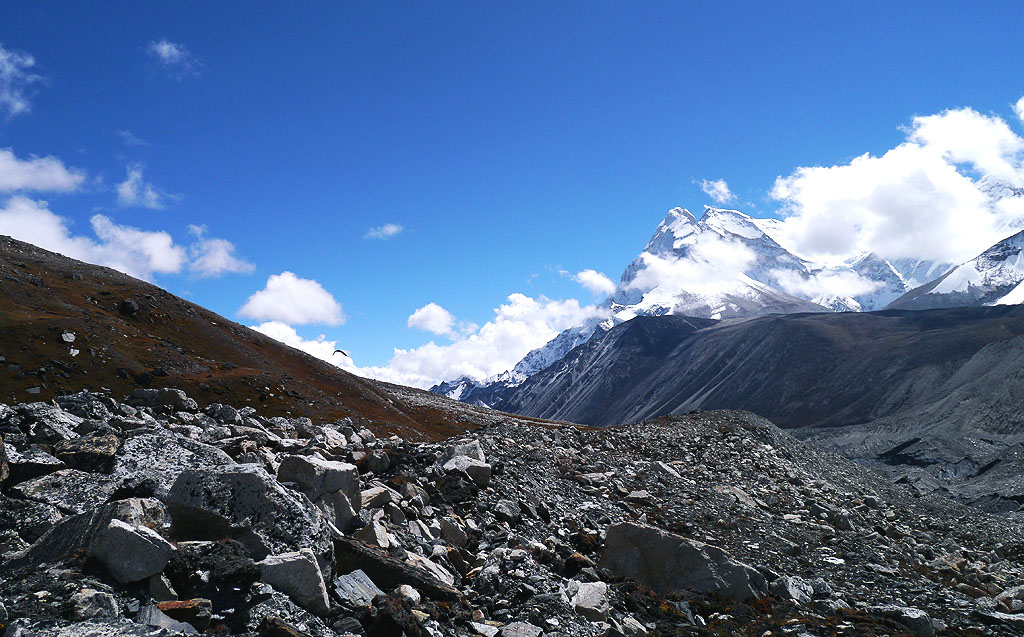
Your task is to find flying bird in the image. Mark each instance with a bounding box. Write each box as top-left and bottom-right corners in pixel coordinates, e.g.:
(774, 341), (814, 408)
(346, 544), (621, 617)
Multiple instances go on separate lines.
(333, 349), (350, 358)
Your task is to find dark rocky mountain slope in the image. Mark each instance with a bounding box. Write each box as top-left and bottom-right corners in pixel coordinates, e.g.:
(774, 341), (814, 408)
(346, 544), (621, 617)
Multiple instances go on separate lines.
(497, 307), (1024, 510)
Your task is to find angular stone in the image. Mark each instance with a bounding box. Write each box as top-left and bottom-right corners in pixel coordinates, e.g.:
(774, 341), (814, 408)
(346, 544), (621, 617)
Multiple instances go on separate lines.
(867, 605), (935, 636)
(316, 489), (356, 531)
(0, 433), (7, 482)
(4, 445), (64, 484)
(572, 581), (609, 621)
(278, 454), (360, 504)
(7, 498), (165, 570)
(363, 449), (390, 474)
(113, 429), (235, 498)
(334, 535), (461, 601)
(17, 402), (82, 444)
(493, 499), (521, 524)
(71, 588), (120, 620)
(89, 518), (176, 583)
(354, 520), (390, 548)
(156, 388), (198, 412)
(650, 460), (681, 479)
(157, 599), (212, 631)
(440, 517), (469, 548)
(360, 485), (398, 509)
(395, 584), (421, 605)
(259, 549), (331, 616)
(406, 552), (456, 586)
(334, 568), (384, 607)
(600, 522), (767, 600)
(11, 468), (119, 514)
(770, 575), (814, 604)
(136, 604), (199, 633)
(443, 455), (492, 487)
(165, 464), (332, 569)
(438, 440), (486, 465)
(54, 433), (122, 473)
(500, 622), (543, 637)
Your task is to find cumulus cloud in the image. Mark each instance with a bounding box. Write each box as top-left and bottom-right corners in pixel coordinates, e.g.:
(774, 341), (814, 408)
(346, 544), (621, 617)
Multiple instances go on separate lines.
(407, 302), (457, 337)
(573, 269), (616, 296)
(147, 39), (201, 78)
(117, 164), (173, 209)
(771, 269), (882, 300)
(116, 130), (148, 148)
(626, 236), (757, 296)
(700, 178), (736, 203)
(365, 223), (403, 240)
(0, 196), (187, 280)
(187, 224), (254, 278)
(250, 321), (342, 363)
(349, 293), (608, 388)
(0, 149), (85, 192)
(0, 43), (41, 118)
(772, 103), (1024, 266)
(239, 272), (345, 326)
(1015, 97), (1024, 124)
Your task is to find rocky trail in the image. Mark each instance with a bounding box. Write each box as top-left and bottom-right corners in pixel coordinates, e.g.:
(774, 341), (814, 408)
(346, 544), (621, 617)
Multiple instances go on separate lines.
(2, 389), (1024, 636)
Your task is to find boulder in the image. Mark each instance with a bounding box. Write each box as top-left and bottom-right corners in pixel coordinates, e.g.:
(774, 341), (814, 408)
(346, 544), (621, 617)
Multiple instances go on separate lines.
(156, 599), (213, 632)
(572, 581), (609, 621)
(71, 588), (120, 620)
(354, 520), (390, 548)
(867, 605), (935, 636)
(258, 549), (331, 616)
(334, 535), (461, 601)
(442, 455), (492, 487)
(0, 492), (61, 543)
(6, 498), (165, 570)
(438, 440), (487, 465)
(53, 433), (122, 473)
(10, 468), (119, 514)
(493, 499), (521, 525)
(770, 575), (814, 604)
(156, 388), (198, 412)
(3, 445), (64, 484)
(500, 622), (543, 637)
(277, 455), (360, 504)
(164, 464), (332, 570)
(88, 518), (176, 583)
(317, 489), (356, 531)
(334, 568), (384, 607)
(599, 522), (767, 600)
(136, 604), (199, 633)
(113, 429), (235, 498)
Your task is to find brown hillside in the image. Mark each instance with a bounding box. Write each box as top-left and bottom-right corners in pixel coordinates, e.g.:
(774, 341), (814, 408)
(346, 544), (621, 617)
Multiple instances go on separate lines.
(0, 235), (556, 440)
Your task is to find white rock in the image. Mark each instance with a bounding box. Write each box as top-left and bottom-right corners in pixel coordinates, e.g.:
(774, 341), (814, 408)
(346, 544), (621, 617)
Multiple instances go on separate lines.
(572, 581), (609, 621)
(88, 519), (175, 584)
(258, 548), (330, 616)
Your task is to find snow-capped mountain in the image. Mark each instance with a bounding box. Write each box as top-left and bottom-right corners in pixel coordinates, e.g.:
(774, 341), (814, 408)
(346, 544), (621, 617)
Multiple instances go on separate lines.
(889, 229), (1024, 310)
(433, 205), (943, 404)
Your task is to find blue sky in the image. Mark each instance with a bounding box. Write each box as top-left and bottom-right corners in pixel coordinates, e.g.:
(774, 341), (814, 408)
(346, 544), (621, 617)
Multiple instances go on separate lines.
(1, 2), (1023, 387)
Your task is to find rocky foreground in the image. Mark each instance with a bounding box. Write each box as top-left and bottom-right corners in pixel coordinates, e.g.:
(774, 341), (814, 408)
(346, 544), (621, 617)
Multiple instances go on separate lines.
(3, 390), (1024, 635)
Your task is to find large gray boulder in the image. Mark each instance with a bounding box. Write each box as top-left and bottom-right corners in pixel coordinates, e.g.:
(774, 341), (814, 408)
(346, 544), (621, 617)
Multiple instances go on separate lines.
(277, 455), (360, 505)
(258, 548), (330, 616)
(88, 519), (176, 583)
(164, 464), (332, 572)
(599, 522), (767, 600)
(113, 429), (235, 498)
(11, 469), (119, 514)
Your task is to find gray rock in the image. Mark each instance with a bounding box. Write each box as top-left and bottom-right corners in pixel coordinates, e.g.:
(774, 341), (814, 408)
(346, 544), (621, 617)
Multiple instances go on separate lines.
(395, 584), (421, 605)
(440, 517), (469, 548)
(364, 449), (391, 474)
(360, 485), (398, 509)
(113, 430), (235, 498)
(149, 574), (178, 602)
(17, 402), (82, 444)
(493, 499), (521, 524)
(164, 463), (332, 570)
(136, 603), (199, 633)
(89, 519), (176, 583)
(203, 403), (241, 424)
(867, 605), (935, 637)
(156, 388), (198, 412)
(278, 454), (360, 504)
(572, 581), (609, 621)
(0, 491), (61, 543)
(4, 445), (64, 483)
(11, 468), (119, 514)
(500, 621), (543, 637)
(334, 568), (385, 607)
(354, 520), (390, 548)
(600, 522), (768, 600)
(71, 588), (120, 620)
(7, 498), (165, 570)
(317, 489), (356, 531)
(258, 548), (331, 616)
(650, 460), (681, 479)
(439, 440), (487, 465)
(0, 433), (7, 482)
(443, 455), (492, 487)
(770, 575), (814, 604)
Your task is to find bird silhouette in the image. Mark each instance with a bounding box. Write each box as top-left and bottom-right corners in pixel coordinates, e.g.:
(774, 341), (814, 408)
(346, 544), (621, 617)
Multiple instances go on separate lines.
(333, 349), (350, 358)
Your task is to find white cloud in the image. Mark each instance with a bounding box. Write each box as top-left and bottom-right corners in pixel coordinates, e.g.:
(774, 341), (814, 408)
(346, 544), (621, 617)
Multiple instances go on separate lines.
(116, 130), (148, 148)
(0, 43), (41, 118)
(365, 223), (404, 240)
(239, 271), (345, 326)
(116, 164), (172, 209)
(0, 149), (85, 192)
(408, 302), (457, 337)
(772, 103), (1024, 266)
(626, 236), (757, 296)
(908, 107), (1024, 185)
(147, 39), (201, 78)
(187, 224), (254, 277)
(350, 293), (607, 388)
(573, 269), (616, 296)
(700, 178), (736, 203)
(771, 268), (882, 300)
(0, 196), (187, 280)
(1015, 97), (1024, 124)
(250, 321), (343, 363)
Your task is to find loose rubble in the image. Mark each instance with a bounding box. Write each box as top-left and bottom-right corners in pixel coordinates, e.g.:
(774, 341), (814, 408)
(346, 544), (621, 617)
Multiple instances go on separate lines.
(3, 390), (1024, 635)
